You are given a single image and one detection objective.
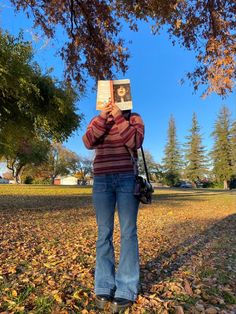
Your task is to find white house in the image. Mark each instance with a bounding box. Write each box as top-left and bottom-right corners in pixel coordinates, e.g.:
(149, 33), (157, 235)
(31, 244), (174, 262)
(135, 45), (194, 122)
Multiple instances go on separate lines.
(54, 176), (78, 185)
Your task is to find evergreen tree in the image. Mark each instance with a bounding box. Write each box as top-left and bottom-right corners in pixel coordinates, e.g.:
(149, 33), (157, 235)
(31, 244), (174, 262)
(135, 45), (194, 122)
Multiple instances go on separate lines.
(211, 106), (233, 189)
(184, 113), (208, 185)
(230, 120), (236, 177)
(162, 115), (182, 186)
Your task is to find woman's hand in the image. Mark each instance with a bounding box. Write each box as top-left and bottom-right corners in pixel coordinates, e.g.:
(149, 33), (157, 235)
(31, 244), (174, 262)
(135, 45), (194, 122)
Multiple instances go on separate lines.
(100, 101), (112, 119)
(111, 104), (122, 118)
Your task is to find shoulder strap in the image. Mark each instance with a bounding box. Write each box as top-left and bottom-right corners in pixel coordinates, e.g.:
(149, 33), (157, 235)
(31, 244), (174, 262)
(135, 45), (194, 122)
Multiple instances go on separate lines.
(126, 146), (138, 176)
(140, 146), (151, 183)
(126, 146), (151, 183)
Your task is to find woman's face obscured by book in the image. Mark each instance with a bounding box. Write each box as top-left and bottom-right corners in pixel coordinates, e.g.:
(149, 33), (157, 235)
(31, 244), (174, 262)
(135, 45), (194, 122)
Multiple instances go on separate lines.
(117, 86), (126, 97)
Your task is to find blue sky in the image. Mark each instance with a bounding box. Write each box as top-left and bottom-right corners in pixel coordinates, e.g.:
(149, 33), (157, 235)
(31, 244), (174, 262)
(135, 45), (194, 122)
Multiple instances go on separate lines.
(0, 1), (235, 176)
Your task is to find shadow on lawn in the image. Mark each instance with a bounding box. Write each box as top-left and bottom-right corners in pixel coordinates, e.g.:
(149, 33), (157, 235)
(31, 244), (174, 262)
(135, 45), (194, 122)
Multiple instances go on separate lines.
(0, 190), (209, 212)
(148, 189), (235, 205)
(0, 194), (93, 212)
(141, 213), (236, 292)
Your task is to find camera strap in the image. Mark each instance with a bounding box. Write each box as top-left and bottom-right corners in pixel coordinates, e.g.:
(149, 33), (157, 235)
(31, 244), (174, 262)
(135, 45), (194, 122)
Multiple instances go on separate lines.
(126, 146), (151, 184)
(140, 146), (151, 183)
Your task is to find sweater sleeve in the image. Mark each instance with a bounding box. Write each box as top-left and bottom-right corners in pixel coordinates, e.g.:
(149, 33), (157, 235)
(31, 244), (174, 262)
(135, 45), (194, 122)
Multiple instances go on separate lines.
(113, 111), (144, 149)
(82, 115), (107, 149)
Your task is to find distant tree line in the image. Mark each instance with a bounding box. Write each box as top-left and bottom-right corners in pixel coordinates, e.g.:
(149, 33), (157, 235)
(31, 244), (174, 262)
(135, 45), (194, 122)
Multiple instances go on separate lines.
(140, 106), (236, 190)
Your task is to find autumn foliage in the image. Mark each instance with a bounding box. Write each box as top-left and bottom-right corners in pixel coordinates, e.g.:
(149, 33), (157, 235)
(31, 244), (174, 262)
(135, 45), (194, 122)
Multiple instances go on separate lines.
(8, 0), (236, 97)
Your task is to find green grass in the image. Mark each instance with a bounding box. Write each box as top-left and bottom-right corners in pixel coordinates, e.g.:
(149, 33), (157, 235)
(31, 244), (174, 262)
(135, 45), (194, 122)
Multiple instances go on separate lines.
(174, 294), (198, 304)
(199, 267), (215, 279)
(0, 184), (92, 195)
(34, 296), (55, 314)
(222, 291), (236, 304)
(217, 272), (230, 284)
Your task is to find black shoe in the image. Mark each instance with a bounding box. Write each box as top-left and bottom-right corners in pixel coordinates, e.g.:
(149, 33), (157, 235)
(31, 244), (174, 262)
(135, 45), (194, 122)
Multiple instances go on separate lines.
(111, 298), (133, 313)
(95, 294), (113, 309)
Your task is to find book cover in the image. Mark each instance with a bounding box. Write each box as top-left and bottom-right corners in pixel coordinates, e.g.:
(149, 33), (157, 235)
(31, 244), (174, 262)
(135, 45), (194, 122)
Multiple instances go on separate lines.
(96, 79), (132, 110)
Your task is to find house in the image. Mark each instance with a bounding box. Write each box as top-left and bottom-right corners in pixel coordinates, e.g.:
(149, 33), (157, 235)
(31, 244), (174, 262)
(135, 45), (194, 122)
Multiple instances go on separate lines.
(54, 176), (79, 185)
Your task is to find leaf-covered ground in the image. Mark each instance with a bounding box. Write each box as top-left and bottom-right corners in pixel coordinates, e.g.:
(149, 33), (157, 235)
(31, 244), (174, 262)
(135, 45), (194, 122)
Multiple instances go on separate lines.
(0, 185), (235, 314)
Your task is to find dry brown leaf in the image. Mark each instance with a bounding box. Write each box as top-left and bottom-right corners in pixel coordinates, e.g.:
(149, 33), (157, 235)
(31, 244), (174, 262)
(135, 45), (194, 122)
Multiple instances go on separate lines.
(184, 279), (193, 296)
(174, 306), (185, 314)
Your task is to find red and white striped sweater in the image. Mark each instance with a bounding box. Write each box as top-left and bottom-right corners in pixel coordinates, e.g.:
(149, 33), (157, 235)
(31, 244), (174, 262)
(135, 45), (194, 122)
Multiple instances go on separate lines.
(82, 111), (144, 175)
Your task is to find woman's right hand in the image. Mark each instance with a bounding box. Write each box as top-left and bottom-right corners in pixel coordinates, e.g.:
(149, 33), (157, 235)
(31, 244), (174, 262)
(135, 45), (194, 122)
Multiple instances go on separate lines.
(100, 101), (112, 119)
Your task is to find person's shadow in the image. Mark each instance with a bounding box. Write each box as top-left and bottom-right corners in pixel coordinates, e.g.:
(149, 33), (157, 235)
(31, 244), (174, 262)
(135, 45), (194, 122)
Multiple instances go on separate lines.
(140, 213), (236, 293)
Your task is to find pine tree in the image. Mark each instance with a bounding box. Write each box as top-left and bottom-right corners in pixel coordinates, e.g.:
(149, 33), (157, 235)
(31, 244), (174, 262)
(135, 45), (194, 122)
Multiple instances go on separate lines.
(211, 106), (233, 189)
(184, 113), (208, 185)
(230, 120), (236, 177)
(162, 115), (182, 186)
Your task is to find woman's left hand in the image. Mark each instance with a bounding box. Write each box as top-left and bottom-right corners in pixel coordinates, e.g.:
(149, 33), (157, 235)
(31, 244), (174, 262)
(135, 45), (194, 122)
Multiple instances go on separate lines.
(111, 104), (122, 117)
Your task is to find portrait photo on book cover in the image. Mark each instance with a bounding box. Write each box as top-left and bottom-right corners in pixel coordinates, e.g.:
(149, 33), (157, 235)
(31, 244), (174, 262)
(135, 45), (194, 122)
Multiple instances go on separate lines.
(113, 83), (132, 103)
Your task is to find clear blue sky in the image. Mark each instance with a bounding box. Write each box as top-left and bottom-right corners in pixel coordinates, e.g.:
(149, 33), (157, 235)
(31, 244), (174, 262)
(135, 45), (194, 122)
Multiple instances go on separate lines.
(0, 1), (235, 175)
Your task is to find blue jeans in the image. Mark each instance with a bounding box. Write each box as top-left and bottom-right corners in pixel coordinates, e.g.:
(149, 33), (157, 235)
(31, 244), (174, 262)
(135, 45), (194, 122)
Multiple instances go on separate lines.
(93, 172), (140, 301)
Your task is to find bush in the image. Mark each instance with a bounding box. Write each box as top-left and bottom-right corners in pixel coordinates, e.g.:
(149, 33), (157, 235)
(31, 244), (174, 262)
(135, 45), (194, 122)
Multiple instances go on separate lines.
(32, 178), (51, 185)
(162, 172), (180, 187)
(24, 176), (33, 184)
(210, 182), (224, 189)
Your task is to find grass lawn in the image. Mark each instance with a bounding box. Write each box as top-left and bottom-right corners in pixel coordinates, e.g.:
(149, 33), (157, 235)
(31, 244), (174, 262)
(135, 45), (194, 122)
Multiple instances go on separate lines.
(0, 185), (235, 313)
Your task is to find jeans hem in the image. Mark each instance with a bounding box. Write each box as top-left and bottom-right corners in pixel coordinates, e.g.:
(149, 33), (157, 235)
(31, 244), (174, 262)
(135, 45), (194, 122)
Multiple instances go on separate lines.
(95, 288), (115, 296)
(114, 290), (137, 301)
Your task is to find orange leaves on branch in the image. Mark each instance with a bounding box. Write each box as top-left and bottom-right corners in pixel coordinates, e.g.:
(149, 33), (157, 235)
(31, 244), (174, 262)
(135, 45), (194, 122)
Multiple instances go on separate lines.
(7, 0), (236, 97)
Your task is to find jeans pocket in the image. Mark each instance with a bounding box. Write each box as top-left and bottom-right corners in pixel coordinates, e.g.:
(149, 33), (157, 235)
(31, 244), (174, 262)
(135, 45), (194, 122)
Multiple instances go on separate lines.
(93, 182), (107, 192)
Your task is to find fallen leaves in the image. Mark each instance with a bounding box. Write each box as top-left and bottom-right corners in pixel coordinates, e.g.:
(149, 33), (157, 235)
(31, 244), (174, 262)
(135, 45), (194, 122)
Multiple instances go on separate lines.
(184, 279), (193, 296)
(0, 185), (235, 313)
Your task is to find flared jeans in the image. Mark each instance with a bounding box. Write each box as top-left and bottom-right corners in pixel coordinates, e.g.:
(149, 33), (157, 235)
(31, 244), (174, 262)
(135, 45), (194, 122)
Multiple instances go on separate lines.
(93, 172), (140, 301)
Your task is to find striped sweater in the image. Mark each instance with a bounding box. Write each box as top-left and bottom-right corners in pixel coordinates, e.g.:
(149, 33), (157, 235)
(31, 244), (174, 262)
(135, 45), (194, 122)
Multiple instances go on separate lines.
(82, 111), (144, 175)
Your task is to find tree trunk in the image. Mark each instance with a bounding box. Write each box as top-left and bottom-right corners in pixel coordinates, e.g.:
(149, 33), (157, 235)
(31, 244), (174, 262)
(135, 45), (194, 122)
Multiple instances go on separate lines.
(7, 159), (16, 183)
(223, 179), (228, 190)
(15, 165), (25, 184)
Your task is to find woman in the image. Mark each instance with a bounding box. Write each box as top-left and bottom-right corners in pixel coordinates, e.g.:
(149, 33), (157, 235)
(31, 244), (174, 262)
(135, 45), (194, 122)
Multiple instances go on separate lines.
(82, 102), (144, 313)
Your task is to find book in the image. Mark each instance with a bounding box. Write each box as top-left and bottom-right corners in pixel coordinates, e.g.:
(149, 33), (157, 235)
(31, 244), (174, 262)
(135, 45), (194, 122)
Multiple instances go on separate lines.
(96, 79), (132, 110)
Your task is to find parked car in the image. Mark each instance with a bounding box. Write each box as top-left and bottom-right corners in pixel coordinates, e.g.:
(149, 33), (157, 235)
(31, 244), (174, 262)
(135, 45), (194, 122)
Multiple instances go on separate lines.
(0, 178), (9, 184)
(229, 178), (236, 190)
(179, 181), (192, 188)
(195, 181), (204, 188)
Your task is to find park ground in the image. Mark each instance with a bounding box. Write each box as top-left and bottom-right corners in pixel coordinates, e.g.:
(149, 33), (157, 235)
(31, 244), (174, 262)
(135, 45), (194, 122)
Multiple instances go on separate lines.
(0, 185), (235, 314)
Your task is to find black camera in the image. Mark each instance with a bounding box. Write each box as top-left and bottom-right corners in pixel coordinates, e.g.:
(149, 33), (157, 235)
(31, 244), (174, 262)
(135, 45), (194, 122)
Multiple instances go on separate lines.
(134, 176), (154, 204)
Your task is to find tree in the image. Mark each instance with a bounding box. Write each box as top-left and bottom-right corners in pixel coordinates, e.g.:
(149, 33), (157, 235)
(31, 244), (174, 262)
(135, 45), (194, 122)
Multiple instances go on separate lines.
(7, 0), (236, 97)
(1, 122), (50, 183)
(184, 113), (208, 185)
(0, 31), (82, 143)
(42, 143), (79, 183)
(162, 115), (182, 186)
(2, 171), (13, 181)
(0, 31), (83, 182)
(211, 106), (233, 189)
(230, 120), (236, 176)
(74, 155), (93, 183)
